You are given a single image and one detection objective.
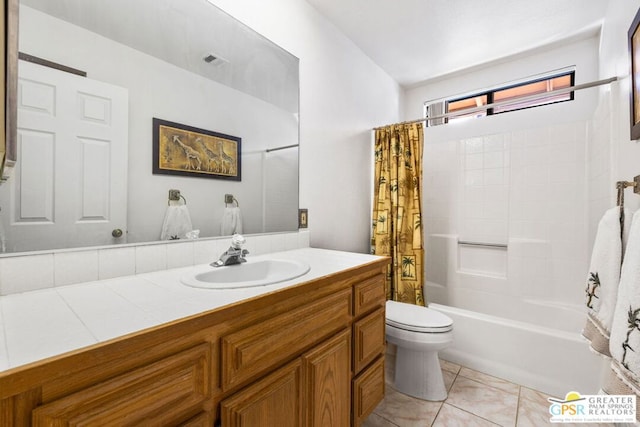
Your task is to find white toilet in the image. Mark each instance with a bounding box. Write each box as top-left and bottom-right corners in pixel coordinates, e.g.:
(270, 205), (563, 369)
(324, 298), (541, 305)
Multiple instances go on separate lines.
(385, 300), (454, 401)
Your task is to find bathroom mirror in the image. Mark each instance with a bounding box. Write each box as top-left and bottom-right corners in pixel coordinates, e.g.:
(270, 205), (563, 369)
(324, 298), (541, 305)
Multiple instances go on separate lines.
(0, 0), (300, 253)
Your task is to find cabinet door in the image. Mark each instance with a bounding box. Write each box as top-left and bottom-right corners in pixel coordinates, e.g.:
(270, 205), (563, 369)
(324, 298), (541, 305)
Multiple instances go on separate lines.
(221, 360), (303, 427)
(302, 329), (351, 427)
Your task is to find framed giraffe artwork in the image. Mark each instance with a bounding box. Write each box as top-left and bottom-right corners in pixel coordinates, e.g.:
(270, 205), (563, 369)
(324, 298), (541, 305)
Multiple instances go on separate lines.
(152, 118), (241, 181)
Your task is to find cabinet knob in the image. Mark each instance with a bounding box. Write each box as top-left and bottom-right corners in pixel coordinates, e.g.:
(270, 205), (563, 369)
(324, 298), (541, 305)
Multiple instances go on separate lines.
(112, 228), (123, 238)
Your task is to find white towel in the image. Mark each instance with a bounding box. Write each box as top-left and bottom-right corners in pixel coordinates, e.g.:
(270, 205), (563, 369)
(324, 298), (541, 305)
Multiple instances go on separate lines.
(221, 207), (243, 236)
(160, 204), (193, 240)
(582, 206), (631, 357)
(604, 209), (640, 421)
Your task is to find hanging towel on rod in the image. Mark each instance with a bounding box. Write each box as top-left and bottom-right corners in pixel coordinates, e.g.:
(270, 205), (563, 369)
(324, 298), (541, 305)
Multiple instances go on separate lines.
(582, 206), (632, 357)
(160, 204), (193, 240)
(603, 209), (640, 421)
(221, 207), (243, 236)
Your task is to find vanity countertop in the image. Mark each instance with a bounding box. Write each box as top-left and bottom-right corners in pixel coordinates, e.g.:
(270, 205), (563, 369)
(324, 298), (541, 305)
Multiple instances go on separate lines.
(0, 248), (384, 373)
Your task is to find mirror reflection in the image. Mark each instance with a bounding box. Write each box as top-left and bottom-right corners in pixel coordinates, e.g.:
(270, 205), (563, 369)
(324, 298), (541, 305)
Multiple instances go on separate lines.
(0, 0), (300, 253)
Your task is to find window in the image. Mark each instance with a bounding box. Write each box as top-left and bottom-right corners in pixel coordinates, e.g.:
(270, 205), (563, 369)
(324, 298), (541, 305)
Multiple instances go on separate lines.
(424, 71), (575, 126)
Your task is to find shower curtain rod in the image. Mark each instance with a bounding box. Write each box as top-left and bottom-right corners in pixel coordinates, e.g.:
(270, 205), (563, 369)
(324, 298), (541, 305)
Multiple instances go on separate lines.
(265, 143), (299, 153)
(373, 76), (618, 130)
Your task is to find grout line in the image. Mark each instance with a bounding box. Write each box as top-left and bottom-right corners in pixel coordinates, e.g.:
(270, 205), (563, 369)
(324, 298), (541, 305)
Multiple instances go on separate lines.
(430, 402), (445, 426)
(515, 385), (523, 427)
(54, 288), (100, 342)
(371, 411), (401, 427)
(440, 402), (503, 426)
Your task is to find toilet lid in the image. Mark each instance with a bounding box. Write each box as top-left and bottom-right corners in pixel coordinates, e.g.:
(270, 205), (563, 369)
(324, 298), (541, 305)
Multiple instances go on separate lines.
(386, 300), (453, 333)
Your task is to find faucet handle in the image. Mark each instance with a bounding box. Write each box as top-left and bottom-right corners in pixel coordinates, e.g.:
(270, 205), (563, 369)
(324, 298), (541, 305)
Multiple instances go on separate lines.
(231, 234), (246, 249)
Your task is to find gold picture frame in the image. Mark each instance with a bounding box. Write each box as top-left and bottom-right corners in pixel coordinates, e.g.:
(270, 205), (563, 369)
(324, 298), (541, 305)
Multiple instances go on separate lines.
(152, 118), (241, 181)
(629, 8), (640, 140)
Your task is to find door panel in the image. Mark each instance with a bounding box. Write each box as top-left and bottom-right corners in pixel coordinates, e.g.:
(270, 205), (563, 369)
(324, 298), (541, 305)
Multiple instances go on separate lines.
(0, 60), (128, 252)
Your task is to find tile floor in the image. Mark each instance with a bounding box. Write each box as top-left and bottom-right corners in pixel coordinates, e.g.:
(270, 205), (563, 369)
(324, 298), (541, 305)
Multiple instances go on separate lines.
(363, 356), (614, 427)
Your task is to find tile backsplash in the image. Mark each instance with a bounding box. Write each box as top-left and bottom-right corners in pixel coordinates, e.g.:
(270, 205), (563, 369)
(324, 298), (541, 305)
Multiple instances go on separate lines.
(0, 231), (311, 296)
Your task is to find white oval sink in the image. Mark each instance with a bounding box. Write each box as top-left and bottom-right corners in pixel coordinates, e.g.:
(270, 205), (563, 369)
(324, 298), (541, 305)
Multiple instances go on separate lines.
(181, 259), (310, 289)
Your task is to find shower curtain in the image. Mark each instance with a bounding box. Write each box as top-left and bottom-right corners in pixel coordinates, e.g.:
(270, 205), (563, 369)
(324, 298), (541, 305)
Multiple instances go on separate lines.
(372, 123), (425, 306)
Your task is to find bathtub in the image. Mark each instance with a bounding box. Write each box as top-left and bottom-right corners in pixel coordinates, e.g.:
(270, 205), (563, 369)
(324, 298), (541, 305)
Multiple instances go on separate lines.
(423, 235), (607, 398)
(433, 301), (605, 398)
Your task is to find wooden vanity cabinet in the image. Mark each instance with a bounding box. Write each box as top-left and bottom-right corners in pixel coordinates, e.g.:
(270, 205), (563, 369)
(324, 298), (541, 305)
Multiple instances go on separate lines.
(0, 257), (388, 427)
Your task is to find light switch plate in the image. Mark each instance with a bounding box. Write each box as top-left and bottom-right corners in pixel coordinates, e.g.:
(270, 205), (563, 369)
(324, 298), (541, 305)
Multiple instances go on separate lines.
(298, 209), (308, 229)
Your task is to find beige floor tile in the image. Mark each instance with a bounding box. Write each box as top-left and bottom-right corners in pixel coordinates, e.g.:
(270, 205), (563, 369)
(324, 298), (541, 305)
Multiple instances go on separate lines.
(516, 393), (553, 427)
(443, 369), (457, 392)
(458, 367), (520, 394)
(362, 412), (399, 427)
(519, 386), (557, 406)
(373, 386), (442, 427)
(440, 358), (461, 374)
(446, 376), (519, 427)
(432, 403), (500, 427)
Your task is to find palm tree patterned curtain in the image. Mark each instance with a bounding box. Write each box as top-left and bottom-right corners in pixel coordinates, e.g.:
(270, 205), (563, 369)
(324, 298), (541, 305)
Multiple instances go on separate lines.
(372, 123), (425, 306)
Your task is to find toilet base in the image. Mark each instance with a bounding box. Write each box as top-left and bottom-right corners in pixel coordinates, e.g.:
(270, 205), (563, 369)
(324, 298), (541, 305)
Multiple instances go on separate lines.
(394, 347), (447, 401)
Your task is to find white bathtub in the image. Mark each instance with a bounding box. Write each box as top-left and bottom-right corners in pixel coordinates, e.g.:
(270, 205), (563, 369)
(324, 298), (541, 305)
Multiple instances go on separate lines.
(433, 301), (605, 398)
(424, 234), (607, 397)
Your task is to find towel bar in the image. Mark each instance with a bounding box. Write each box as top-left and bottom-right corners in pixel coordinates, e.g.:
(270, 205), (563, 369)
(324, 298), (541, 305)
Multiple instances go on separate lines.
(458, 240), (508, 249)
(616, 175), (640, 208)
(168, 189), (187, 205)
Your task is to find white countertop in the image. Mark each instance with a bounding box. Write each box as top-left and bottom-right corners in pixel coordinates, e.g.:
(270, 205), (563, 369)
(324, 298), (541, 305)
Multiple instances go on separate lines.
(0, 248), (383, 372)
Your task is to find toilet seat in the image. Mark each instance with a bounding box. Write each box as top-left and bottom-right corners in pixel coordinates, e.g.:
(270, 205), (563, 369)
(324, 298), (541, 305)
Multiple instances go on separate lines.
(386, 300), (453, 333)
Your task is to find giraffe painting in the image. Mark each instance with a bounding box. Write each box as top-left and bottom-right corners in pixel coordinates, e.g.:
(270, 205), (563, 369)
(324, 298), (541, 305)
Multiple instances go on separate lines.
(153, 118), (241, 181)
(196, 137), (221, 172)
(217, 140), (235, 175)
(172, 135), (202, 171)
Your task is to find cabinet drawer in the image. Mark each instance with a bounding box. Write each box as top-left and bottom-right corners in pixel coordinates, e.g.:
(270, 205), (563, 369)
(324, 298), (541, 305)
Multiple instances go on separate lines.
(352, 355), (385, 427)
(353, 307), (385, 374)
(32, 344), (211, 426)
(222, 288), (352, 390)
(353, 274), (385, 316)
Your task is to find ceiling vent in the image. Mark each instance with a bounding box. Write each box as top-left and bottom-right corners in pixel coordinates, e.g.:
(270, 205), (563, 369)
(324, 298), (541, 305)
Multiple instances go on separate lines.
(203, 53), (228, 66)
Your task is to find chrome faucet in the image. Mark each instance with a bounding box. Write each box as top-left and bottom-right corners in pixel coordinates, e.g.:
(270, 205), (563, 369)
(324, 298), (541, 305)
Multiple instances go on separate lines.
(211, 234), (249, 267)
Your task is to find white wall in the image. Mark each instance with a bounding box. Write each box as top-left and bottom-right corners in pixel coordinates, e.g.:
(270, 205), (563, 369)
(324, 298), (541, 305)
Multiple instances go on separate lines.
(404, 36), (600, 308)
(208, 0), (401, 253)
(17, 6), (299, 246)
